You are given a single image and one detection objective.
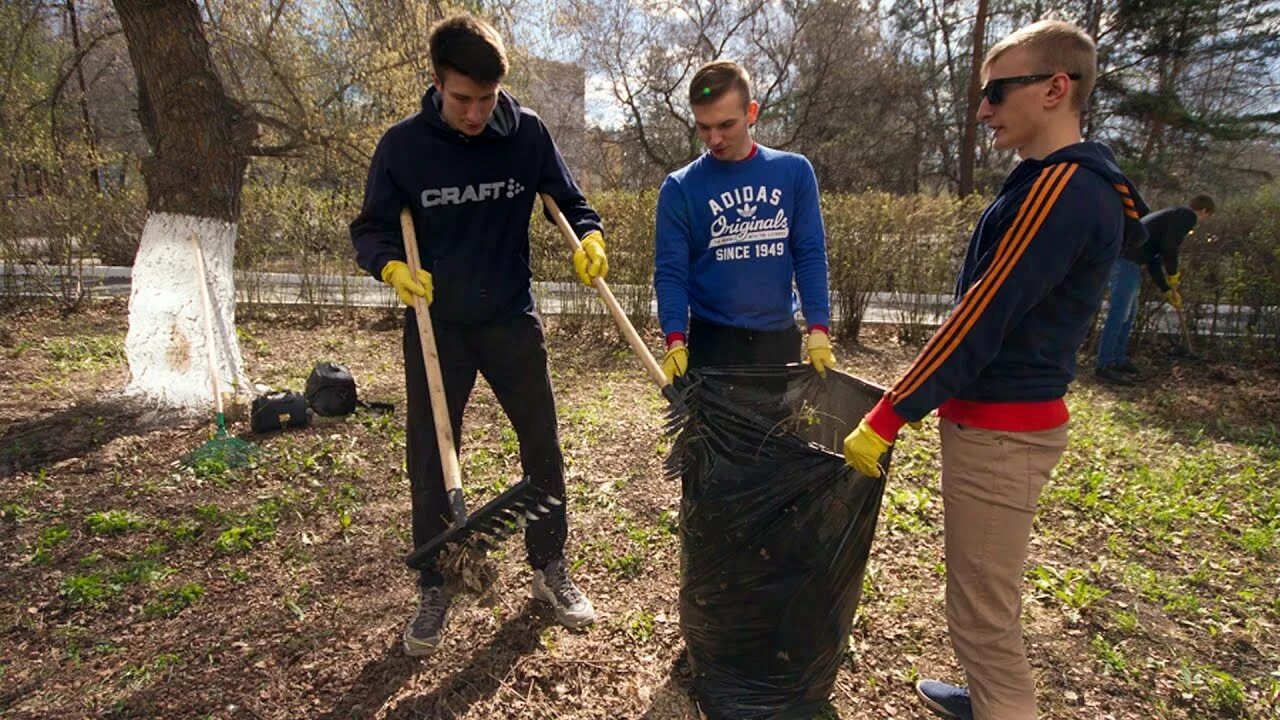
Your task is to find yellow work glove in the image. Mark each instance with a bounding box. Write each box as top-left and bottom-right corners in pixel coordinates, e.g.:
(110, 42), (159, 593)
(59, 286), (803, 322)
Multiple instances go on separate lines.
(662, 342), (688, 383)
(805, 330), (836, 377)
(1167, 272), (1181, 289)
(381, 260), (433, 307)
(573, 231), (609, 286)
(843, 419), (890, 478)
(1164, 288), (1182, 309)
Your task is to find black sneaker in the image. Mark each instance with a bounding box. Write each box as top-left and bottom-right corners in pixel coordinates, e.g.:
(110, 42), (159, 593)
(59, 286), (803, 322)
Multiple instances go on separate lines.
(403, 585), (450, 657)
(1096, 366), (1134, 386)
(1114, 361), (1141, 375)
(915, 679), (973, 719)
(532, 557), (596, 628)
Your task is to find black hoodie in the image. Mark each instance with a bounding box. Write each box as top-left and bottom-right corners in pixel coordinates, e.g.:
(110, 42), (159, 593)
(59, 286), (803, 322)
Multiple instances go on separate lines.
(1124, 206), (1199, 292)
(350, 87), (602, 326)
(866, 142), (1149, 437)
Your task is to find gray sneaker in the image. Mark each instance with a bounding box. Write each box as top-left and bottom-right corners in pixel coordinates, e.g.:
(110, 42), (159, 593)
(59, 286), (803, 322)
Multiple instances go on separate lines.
(532, 557), (596, 628)
(402, 585), (450, 657)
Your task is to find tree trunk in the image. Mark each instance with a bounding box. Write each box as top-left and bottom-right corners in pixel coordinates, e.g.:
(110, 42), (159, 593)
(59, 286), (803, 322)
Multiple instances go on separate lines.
(957, 0), (988, 196)
(112, 0), (257, 410)
(65, 0), (101, 192)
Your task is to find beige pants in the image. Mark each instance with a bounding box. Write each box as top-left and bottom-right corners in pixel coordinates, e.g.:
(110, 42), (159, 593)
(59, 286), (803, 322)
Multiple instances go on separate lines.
(940, 418), (1068, 720)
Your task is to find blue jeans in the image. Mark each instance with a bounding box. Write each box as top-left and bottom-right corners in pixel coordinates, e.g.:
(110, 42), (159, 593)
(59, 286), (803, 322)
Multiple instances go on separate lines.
(1097, 258), (1141, 368)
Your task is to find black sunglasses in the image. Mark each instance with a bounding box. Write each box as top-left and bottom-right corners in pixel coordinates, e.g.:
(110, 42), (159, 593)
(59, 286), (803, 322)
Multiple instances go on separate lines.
(981, 73), (1082, 105)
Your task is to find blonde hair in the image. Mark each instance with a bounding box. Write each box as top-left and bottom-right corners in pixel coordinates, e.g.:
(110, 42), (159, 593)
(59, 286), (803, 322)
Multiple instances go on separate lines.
(983, 20), (1097, 112)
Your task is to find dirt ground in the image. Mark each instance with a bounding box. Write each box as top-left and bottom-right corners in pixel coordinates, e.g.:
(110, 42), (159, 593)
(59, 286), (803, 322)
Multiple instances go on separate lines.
(1, 299), (1278, 719)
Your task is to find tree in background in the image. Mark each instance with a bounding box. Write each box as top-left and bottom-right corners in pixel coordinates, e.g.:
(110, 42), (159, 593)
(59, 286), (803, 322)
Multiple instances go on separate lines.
(1102, 0), (1280, 195)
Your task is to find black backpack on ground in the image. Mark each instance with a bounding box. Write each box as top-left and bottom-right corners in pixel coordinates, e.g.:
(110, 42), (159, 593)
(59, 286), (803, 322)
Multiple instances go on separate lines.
(250, 390), (311, 433)
(305, 362), (359, 416)
(304, 362), (394, 417)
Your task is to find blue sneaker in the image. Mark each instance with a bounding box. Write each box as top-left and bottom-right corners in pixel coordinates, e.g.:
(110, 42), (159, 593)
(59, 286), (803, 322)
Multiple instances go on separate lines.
(915, 679), (973, 719)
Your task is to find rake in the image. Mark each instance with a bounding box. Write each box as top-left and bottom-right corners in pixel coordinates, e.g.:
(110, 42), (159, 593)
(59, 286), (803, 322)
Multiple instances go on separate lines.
(398, 208), (560, 572)
(183, 235), (256, 469)
(1171, 302), (1198, 359)
(539, 193), (686, 418)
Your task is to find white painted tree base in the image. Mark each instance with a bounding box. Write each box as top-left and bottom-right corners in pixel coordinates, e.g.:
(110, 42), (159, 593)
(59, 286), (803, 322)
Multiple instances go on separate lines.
(124, 212), (254, 410)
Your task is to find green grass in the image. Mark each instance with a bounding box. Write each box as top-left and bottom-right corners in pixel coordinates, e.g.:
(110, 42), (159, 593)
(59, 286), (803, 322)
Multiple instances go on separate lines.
(212, 498), (282, 554)
(1090, 634), (1132, 678)
(30, 523), (69, 564)
(117, 652), (184, 690)
(85, 509), (145, 535)
(881, 485), (937, 535)
(624, 610), (655, 643)
(43, 336), (124, 372)
(1017, 391), (1280, 716)
(1027, 565), (1110, 614)
(2, 501), (31, 522)
(143, 583), (205, 619)
(61, 552), (178, 608)
(60, 572), (120, 608)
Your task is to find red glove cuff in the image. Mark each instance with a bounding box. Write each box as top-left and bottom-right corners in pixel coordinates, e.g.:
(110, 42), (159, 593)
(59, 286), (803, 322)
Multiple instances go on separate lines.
(666, 332), (686, 348)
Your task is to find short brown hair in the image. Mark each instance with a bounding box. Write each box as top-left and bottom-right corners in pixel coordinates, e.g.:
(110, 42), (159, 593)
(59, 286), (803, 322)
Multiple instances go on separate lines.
(1188, 194), (1215, 214)
(429, 14), (508, 84)
(983, 20), (1096, 112)
(689, 60), (752, 108)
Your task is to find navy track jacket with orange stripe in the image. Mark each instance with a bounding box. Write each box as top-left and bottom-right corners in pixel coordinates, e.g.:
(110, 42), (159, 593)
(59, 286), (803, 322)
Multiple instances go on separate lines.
(866, 142), (1147, 440)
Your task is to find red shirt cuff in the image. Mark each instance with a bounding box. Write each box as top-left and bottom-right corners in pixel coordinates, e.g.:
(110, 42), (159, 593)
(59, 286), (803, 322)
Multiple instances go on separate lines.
(865, 396), (907, 442)
(809, 324), (829, 335)
(665, 331), (686, 347)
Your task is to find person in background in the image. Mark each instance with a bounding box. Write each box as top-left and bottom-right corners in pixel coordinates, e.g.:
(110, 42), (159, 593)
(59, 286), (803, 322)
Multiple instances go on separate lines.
(1096, 194), (1214, 384)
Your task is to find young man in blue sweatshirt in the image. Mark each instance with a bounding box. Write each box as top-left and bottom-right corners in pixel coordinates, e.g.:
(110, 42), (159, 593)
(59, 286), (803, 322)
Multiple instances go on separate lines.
(1096, 194), (1214, 385)
(842, 21), (1147, 719)
(349, 13), (605, 657)
(654, 60), (834, 380)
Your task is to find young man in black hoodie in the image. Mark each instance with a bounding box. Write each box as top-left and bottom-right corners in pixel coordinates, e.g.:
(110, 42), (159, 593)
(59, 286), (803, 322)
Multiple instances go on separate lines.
(1096, 194), (1214, 384)
(842, 20), (1147, 719)
(350, 13), (606, 657)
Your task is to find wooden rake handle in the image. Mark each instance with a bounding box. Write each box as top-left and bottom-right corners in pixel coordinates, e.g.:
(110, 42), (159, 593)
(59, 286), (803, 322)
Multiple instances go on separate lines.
(540, 194), (676, 402)
(1172, 302), (1194, 354)
(399, 208), (464, 500)
(190, 235), (223, 418)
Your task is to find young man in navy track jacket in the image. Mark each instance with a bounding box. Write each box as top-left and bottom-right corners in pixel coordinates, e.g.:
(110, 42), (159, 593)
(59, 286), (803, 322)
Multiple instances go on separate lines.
(349, 13), (606, 657)
(654, 60), (835, 381)
(842, 21), (1148, 720)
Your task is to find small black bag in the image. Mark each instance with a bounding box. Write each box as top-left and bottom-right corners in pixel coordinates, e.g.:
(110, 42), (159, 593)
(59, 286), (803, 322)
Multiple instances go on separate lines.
(250, 390), (311, 433)
(305, 362), (359, 417)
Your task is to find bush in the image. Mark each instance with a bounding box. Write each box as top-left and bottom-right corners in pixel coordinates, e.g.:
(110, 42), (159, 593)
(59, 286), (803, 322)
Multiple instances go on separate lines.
(530, 189), (659, 330)
(1169, 181), (1280, 351)
(824, 192), (984, 341)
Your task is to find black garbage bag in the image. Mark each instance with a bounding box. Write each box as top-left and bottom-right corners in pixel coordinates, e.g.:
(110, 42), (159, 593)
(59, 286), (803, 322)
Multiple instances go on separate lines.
(670, 365), (888, 720)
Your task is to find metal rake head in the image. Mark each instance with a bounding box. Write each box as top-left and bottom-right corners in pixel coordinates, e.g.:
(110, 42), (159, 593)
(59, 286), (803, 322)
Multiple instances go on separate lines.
(404, 476), (563, 570)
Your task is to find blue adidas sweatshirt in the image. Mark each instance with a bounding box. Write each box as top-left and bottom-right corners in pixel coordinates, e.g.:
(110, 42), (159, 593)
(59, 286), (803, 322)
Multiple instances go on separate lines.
(350, 87), (602, 327)
(654, 145), (830, 337)
(866, 142), (1148, 439)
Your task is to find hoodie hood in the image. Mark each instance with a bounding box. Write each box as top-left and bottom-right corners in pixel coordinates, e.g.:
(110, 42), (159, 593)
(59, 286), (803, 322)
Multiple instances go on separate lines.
(1040, 142), (1147, 210)
(420, 85), (521, 143)
(1010, 141), (1149, 254)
